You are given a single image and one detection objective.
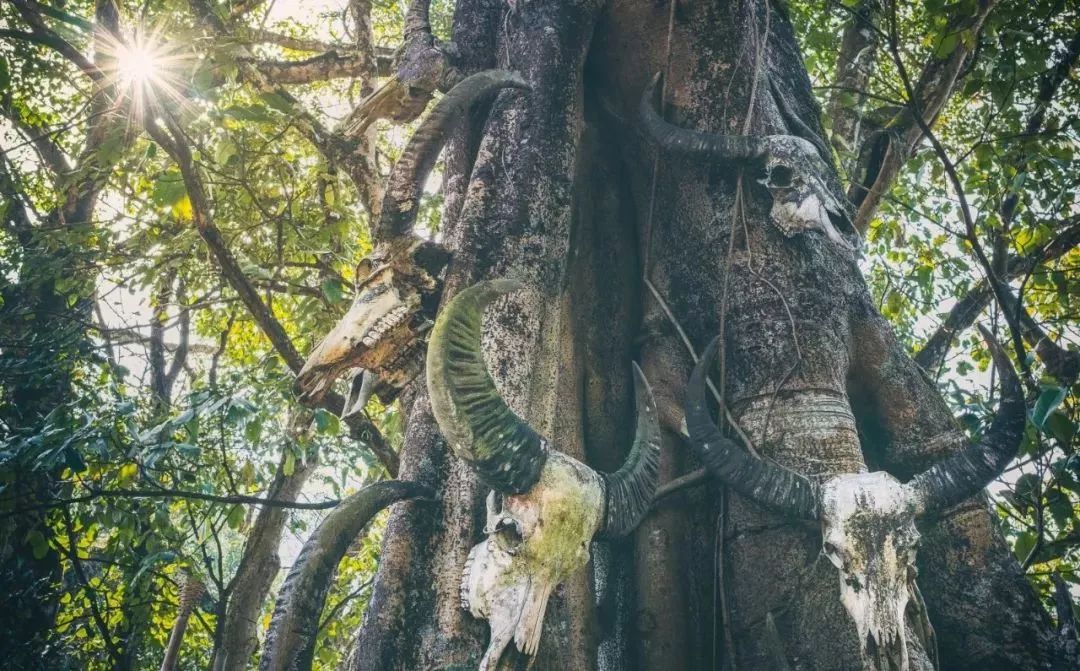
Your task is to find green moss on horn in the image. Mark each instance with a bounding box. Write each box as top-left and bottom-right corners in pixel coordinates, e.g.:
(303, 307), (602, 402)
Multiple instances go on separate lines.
(426, 279), (548, 494)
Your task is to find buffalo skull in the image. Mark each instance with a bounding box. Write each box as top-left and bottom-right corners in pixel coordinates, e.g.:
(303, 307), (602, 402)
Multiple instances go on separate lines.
(685, 334), (1025, 670)
(640, 73), (858, 250)
(295, 70), (529, 412)
(427, 280), (662, 670)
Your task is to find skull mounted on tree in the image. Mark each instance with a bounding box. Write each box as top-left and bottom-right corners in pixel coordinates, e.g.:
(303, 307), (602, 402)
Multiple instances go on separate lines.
(426, 279), (662, 670)
(684, 329), (1026, 671)
(296, 71), (529, 414)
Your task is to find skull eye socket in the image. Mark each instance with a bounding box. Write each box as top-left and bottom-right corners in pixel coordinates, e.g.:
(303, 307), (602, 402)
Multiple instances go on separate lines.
(494, 517), (524, 553)
(768, 165), (794, 188)
(354, 258), (374, 285)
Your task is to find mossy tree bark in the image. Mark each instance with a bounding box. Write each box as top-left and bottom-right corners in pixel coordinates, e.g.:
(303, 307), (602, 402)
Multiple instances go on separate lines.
(350, 1), (1069, 669)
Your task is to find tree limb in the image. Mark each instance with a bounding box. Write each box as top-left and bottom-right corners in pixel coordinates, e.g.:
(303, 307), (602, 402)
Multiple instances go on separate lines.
(827, 0), (881, 160)
(916, 217), (1080, 374)
(850, 0), (996, 233)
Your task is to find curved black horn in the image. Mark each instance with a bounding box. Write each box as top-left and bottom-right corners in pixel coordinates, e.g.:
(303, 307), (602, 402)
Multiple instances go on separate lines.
(639, 72), (768, 162)
(685, 336), (820, 519)
(598, 363), (662, 538)
(260, 481), (431, 671)
(375, 70), (529, 243)
(909, 326), (1027, 515)
(426, 279), (548, 493)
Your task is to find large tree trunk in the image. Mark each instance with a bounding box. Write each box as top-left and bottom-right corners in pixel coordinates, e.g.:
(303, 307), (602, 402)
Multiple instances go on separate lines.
(349, 1), (1066, 669)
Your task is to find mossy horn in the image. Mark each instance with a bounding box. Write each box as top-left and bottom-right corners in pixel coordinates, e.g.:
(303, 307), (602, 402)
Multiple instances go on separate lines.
(598, 362), (662, 538)
(426, 279), (548, 493)
(260, 481), (432, 671)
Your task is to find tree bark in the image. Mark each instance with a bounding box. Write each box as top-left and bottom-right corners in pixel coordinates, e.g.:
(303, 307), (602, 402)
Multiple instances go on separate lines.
(210, 437), (316, 671)
(345, 1), (1069, 669)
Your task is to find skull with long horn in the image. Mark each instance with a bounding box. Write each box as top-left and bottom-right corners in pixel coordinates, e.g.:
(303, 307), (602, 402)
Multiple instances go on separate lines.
(426, 280), (661, 669)
(640, 73), (858, 250)
(296, 70), (529, 413)
(685, 331), (1025, 670)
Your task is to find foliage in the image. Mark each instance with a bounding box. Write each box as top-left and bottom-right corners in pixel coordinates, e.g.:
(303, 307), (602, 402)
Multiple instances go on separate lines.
(0, 0), (1076, 667)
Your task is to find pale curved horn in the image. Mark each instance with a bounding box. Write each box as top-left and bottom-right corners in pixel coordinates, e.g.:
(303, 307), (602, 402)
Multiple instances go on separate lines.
(260, 481), (431, 671)
(909, 326), (1026, 515)
(685, 336), (820, 519)
(639, 72), (768, 162)
(598, 363), (662, 538)
(375, 70), (529, 243)
(425, 279), (548, 493)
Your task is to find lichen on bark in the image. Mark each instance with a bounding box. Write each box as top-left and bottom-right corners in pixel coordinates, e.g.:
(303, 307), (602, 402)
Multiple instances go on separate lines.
(344, 1), (1071, 669)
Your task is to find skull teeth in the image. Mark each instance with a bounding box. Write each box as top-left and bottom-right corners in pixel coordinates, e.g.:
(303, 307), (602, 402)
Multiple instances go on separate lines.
(460, 554), (473, 611)
(363, 307), (411, 345)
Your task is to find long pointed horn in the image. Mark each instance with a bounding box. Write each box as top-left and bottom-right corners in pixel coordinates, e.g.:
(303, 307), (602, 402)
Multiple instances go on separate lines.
(639, 72), (768, 162)
(426, 280), (548, 493)
(909, 326), (1027, 515)
(685, 336), (820, 519)
(375, 70), (529, 243)
(260, 481), (431, 671)
(599, 363), (662, 537)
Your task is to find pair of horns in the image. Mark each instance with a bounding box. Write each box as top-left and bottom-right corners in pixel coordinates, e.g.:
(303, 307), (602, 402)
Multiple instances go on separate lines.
(426, 280), (661, 537)
(686, 332), (1025, 519)
(374, 70), (529, 244)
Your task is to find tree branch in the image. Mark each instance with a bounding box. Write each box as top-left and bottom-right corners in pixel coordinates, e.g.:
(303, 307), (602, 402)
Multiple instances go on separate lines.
(186, 0), (382, 212)
(916, 217), (1080, 374)
(827, 0), (881, 158)
(850, 0), (996, 232)
(1, 486), (342, 516)
(246, 50), (374, 84)
(143, 110), (398, 474)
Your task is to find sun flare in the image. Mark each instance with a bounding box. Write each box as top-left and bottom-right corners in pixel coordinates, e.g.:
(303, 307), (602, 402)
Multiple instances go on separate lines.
(116, 42), (162, 88)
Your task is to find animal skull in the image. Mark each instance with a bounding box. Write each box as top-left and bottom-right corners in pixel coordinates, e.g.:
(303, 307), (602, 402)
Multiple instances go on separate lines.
(296, 70), (530, 412)
(461, 454), (604, 669)
(820, 472), (922, 669)
(427, 280), (661, 669)
(295, 236), (448, 411)
(684, 333), (1025, 670)
(639, 73), (859, 250)
(758, 137), (854, 250)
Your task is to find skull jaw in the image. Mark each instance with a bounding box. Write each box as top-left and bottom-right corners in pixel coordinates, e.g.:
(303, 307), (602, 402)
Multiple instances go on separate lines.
(294, 287), (418, 404)
(768, 190), (855, 250)
(821, 473), (924, 671)
(461, 538), (557, 669)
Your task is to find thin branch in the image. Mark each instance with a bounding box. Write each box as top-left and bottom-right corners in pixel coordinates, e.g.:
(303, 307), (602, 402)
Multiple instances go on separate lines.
(2, 487), (342, 517)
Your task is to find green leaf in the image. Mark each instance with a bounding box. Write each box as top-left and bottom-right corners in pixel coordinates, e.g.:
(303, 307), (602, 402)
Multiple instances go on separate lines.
(935, 32), (959, 58)
(215, 139), (238, 166)
(152, 170), (187, 207)
(1045, 412), (1075, 448)
(283, 450), (296, 476)
(226, 504), (244, 530)
(1032, 385), (1066, 429)
(244, 417), (263, 443)
(259, 91), (293, 114)
(314, 408), (339, 435)
(118, 462), (138, 485)
(321, 278), (346, 304)
(26, 530), (50, 560)
(1012, 530), (1036, 563)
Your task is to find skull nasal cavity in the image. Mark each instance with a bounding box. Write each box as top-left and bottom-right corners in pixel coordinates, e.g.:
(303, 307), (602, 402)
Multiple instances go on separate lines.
(769, 165), (794, 187)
